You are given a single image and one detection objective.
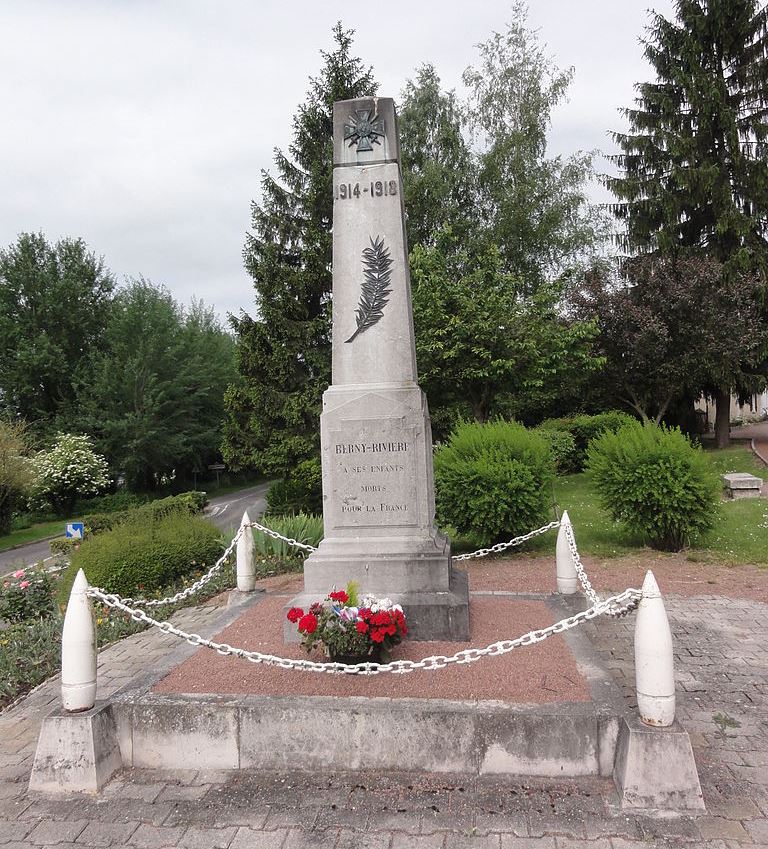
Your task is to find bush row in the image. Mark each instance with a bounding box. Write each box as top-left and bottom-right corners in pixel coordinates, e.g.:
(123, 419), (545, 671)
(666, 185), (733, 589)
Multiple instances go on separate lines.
(59, 511), (223, 600)
(50, 490), (208, 555)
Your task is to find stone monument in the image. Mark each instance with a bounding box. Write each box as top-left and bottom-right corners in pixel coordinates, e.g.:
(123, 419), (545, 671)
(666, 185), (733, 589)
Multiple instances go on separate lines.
(287, 96), (469, 641)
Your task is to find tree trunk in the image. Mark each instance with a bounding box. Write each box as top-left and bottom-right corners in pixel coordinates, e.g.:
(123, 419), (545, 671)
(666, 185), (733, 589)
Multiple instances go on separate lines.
(714, 387), (731, 448)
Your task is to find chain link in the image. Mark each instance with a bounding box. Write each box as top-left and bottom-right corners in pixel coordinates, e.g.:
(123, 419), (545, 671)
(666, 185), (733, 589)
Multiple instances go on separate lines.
(454, 520), (561, 561)
(244, 519), (318, 554)
(87, 585), (642, 676)
(107, 517), (317, 609)
(561, 520), (600, 606)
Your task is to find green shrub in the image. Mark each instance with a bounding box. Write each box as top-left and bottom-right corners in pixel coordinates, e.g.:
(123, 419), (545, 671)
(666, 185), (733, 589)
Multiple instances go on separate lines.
(586, 422), (720, 551)
(82, 490), (207, 536)
(539, 411), (636, 471)
(74, 491), (150, 515)
(60, 512), (223, 600)
(535, 427), (578, 474)
(434, 419), (555, 545)
(267, 458), (322, 514)
(253, 512), (324, 563)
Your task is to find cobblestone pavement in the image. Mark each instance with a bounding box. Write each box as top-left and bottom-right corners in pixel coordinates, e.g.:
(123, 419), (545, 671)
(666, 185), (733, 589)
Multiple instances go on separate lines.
(1, 592), (767, 848)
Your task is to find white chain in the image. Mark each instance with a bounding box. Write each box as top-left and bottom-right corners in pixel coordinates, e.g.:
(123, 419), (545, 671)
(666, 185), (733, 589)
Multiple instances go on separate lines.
(562, 520), (600, 606)
(245, 519), (318, 553)
(87, 585), (642, 675)
(108, 518), (319, 609)
(115, 527), (245, 608)
(454, 520), (561, 561)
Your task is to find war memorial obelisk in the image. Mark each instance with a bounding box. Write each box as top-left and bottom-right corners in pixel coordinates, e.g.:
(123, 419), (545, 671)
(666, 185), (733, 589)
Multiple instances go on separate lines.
(289, 97), (470, 641)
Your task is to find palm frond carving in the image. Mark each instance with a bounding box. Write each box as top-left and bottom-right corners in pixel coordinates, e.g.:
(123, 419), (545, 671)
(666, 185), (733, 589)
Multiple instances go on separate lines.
(345, 235), (393, 343)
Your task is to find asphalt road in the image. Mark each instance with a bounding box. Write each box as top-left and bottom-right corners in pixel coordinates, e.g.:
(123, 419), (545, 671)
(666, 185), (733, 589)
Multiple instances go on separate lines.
(0, 482), (272, 578)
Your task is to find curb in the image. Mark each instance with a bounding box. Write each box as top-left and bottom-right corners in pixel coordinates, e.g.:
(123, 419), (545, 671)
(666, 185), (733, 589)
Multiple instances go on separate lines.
(751, 438), (768, 467)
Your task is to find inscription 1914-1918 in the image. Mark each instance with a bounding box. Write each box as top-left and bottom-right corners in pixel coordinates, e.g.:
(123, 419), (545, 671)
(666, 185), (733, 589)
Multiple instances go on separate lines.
(334, 180), (397, 201)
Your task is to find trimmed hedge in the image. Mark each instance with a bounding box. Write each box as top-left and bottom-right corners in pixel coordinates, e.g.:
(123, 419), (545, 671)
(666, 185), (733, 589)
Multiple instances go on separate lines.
(59, 512), (222, 600)
(434, 419), (554, 545)
(82, 490), (207, 535)
(586, 421), (720, 551)
(539, 411), (636, 471)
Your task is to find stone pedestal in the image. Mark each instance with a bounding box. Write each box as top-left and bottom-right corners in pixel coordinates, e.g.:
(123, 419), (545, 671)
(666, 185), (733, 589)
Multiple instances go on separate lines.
(29, 701), (123, 794)
(613, 715), (704, 810)
(287, 96), (469, 640)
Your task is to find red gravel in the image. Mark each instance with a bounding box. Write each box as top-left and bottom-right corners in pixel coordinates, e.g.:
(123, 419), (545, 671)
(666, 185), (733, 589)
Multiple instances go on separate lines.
(155, 594), (590, 703)
(249, 552), (768, 605)
(464, 553), (768, 604)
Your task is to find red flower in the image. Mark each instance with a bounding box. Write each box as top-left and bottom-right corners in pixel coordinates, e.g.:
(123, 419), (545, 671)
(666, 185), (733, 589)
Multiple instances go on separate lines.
(356, 621), (369, 634)
(329, 589), (349, 604)
(286, 607), (304, 624)
(370, 628), (386, 643)
(298, 613), (318, 634)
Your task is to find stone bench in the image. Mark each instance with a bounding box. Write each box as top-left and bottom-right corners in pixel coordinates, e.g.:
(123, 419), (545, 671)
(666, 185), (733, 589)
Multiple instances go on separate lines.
(721, 472), (764, 499)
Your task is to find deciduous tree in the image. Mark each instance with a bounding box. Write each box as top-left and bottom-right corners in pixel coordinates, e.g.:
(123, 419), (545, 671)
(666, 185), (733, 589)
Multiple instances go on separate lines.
(0, 233), (115, 426)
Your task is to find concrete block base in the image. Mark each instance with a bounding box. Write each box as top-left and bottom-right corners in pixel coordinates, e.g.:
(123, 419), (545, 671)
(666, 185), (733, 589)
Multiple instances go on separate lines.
(29, 701), (123, 794)
(113, 691), (612, 778)
(613, 716), (704, 810)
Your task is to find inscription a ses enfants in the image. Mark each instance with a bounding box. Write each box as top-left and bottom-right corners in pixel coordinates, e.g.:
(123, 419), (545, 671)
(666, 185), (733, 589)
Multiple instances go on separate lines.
(335, 439), (410, 515)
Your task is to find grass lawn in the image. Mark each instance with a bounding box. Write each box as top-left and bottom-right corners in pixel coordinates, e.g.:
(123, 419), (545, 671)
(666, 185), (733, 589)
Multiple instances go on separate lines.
(526, 444), (768, 566)
(0, 519), (66, 553)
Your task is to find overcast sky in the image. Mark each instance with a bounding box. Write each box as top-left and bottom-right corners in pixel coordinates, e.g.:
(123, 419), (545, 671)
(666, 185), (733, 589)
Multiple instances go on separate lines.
(1, 0), (676, 322)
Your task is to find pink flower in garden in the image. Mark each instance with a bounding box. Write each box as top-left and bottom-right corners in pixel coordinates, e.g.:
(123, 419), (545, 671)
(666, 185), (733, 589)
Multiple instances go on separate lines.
(12, 569), (25, 579)
(19, 581), (30, 590)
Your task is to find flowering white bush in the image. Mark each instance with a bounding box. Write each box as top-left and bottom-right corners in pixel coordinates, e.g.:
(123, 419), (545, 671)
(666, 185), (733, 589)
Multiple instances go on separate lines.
(28, 433), (110, 512)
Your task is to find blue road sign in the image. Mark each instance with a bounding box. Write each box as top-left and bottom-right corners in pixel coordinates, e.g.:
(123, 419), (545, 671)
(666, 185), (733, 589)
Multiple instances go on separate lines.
(66, 522), (85, 539)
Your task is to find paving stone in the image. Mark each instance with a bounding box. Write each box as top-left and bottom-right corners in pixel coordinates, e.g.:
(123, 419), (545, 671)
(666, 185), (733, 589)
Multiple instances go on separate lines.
(336, 829), (391, 849)
(156, 784), (211, 802)
(554, 840), (611, 849)
(27, 819), (88, 844)
(282, 829), (338, 849)
(697, 816), (751, 841)
(444, 834), (500, 849)
(228, 828), (288, 849)
(178, 825), (238, 849)
(127, 823), (186, 848)
(746, 819), (768, 842)
(0, 819), (34, 842)
(474, 812), (527, 836)
(500, 838), (556, 849)
(366, 811), (422, 834)
(386, 836), (444, 849)
(75, 820), (141, 846)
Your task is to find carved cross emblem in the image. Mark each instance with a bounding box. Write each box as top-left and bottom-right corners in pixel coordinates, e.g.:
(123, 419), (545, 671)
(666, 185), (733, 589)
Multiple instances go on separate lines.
(344, 108), (384, 152)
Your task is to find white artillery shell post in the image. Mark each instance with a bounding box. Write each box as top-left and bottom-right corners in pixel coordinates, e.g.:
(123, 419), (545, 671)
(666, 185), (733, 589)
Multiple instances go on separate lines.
(236, 510), (256, 592)
(634, 570), (676, 727)
(556, 510), (578, 594)
(61, 568), (97, 712)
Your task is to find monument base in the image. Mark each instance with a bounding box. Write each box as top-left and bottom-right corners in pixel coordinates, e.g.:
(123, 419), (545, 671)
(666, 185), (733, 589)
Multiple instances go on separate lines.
(29, 701), (122, 794)
(286, 566), (469, 642)
(613, 715), (704, 810)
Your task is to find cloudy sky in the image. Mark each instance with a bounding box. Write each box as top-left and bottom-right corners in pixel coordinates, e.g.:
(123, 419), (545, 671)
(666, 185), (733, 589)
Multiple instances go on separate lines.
(1, 0), (675, 322)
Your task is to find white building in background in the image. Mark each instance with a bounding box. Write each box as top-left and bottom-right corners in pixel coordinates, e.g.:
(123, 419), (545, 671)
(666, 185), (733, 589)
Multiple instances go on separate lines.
(696, 390), (768, 429)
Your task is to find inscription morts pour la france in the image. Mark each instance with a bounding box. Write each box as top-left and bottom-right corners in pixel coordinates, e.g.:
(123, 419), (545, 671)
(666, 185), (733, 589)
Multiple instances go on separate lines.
(286, 97), (469, 641)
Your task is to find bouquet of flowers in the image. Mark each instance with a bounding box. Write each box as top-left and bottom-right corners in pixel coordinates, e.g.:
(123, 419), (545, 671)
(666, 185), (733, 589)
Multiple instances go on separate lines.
(286, 581), (407, 663)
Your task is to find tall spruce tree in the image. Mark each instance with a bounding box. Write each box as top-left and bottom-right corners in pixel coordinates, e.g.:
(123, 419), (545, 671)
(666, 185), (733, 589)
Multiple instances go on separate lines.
(222, 25), (377, 475)
(608, 0), (768, 444)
